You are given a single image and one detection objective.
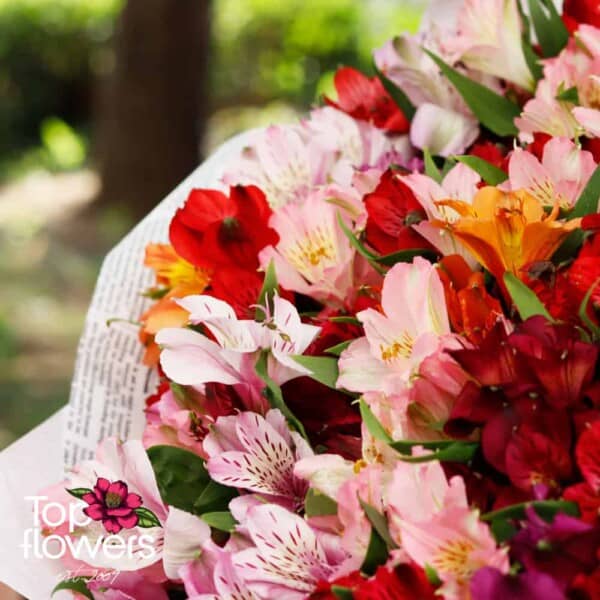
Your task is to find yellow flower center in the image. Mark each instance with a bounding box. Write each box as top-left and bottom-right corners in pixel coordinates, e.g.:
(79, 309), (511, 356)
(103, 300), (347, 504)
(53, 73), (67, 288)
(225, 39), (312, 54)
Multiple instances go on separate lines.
(284, 227), (336, 278)
(431, 538), (476, 581)
(380, 332), (414, 362)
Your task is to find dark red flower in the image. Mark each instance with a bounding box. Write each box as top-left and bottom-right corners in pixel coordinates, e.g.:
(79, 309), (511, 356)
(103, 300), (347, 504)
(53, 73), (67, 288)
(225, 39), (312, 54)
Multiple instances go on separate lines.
(505, 426), (573, 493)
(79, 478), (143, 534)
(563, 0), (600, 28)
(571, 567), (600, 599)
(325, 67), (409, 134)
(565, 421), (600, 523)
(169, 185), (278, 271)
(209, 267), (265, 319)
(363, 169), (433, 255)
(527, 132), (553, 161)
(509, 317), (598, 410)
(282, 376), (362, 460)
(311, 564), (436, 600)
(470, 567), (566, 600)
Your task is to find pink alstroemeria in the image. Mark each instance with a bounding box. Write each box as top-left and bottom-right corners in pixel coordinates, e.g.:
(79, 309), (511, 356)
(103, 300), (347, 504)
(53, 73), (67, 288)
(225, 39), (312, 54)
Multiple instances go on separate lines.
(444, 0), (534, 91)
(387, 458), (509, 600)
(259, 191), (363, 307)
(337, 257), (451, 394)
(374, 35), (479, 156)
(222, 110), (411, 209)
(203, 409), (313, 510)
(517, 26), (600, 140)
(181, 539), (259, 600)
(506, 137), (596, 209)
(232, 503), (347, 599)
(155, 295), (320, 412)
(403, 163), (481, 264)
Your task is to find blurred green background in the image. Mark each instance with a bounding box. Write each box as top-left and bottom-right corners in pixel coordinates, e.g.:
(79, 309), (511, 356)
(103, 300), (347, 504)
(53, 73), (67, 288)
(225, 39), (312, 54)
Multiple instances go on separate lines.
(0, 0), (425, 450)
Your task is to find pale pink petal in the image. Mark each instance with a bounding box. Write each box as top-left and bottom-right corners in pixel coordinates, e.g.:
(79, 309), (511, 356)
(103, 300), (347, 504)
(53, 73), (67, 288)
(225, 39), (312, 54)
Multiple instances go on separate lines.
(156, 328), (242, 387)
(410, 103), (479, 156)
(163, 507), (211, 580)
(574, 106), (600, 137)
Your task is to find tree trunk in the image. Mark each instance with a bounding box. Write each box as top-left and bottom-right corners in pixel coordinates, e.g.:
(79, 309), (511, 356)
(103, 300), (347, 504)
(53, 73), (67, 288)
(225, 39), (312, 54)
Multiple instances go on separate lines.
(95, 0), (211, 222)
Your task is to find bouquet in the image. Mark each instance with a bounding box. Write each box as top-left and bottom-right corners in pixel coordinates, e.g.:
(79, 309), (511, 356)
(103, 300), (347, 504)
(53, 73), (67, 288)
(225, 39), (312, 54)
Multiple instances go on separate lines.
(26, 0), (600, 598)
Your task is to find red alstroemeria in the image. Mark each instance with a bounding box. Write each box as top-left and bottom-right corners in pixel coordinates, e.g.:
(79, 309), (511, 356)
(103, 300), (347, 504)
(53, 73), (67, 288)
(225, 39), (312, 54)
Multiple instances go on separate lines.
(364, 169), (433, 255)
(565, 421), (600, 523)
(77, 478), (143, 534)
(509, 316), (599, 410)
(469, 141), (508, 172)
(311, 564), (436, 600)
(505, 425), (573, 493)
(325, 66), (409, 134)
(563, 0), (600, 29)
(169, 184), (278, 271)
(568, 233), (600, 309)
(438, 254), (504, 344)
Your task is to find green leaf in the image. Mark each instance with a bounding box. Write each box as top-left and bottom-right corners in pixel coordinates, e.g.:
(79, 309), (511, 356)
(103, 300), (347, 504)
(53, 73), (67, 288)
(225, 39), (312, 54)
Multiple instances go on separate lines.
(556, 85), (579, 104)
(201, 511), (237, 532)
(376, 248), (438, 266)
(571, 163), (600, 218)
(134, 506), (162, 528)
(331, 585), (355, 600)
(503, 272), (552, 321)
(65, 487), (92, 500)
(454, 155), (508, 186)
(256, 260), (279, 320)
(424, 49), (520, 136)
(481, 499), (579, 523)
(305, 488), (338, 517)
(325, 340), (352, 356)
(329, 315), (361, 325)
(490, 518), (518, 543)
(255, 349), (308, 439)
(424, 148), (443, 183)
(396, 441), (478, 464)
(424, 564), (442, 587)
(52, 578), (94, 600)
(147, 445), (237, 516)
(292, 354), (339, 389)
(359, 499), (397, 549)
(373, 65), (416, 120)
(337, 213), (385, 275)
(527, 0), (569, 58)
(359, 398), (392, 443)
(578, 277), (600, 339)
(360, 526), (389, 576)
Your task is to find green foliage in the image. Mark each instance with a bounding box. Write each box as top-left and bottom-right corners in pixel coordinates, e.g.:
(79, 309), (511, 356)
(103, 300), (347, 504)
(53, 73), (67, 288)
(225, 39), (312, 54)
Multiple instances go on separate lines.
(0, 0), (121, 175)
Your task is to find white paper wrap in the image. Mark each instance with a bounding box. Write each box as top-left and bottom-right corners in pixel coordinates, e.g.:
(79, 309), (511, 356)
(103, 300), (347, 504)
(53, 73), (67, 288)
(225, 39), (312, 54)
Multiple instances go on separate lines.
(0, 129), (257, 599)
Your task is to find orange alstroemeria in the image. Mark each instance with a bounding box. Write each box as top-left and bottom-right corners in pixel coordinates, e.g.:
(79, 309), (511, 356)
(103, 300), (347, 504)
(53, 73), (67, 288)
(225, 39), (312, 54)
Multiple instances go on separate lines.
(438, 254), (504, 344)
(140, 244), (212, 366)
(433, 187), (581, 286)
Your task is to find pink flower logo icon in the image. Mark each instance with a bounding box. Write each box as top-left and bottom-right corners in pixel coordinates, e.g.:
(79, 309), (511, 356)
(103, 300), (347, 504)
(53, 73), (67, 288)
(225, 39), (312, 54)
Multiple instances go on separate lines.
(67, 477), (161, 534)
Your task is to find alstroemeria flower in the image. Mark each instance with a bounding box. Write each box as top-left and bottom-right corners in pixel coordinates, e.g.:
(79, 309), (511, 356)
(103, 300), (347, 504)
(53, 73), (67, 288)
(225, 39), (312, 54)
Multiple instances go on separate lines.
(403, 163), (481, 266)
(42, 439), (210, 578)
(338, 257), (451, 394)
(374, 35), (479, 156)
(259, 190), (363, 307)
(203, 409), (313, 510)
(169, 185), (278, 271)
(443, 0), (534, 91)
(325, 66), (409, 134)
(156, 294), (320, 412)
(470, 567), (566, 600)
(232, 503), (349, 599)
(387, 458), (509, 600)
(505, 138), (596, 209)
(223, 111), (411, 209)
(433, 187), (581, 288)
(565, 420), (600, 523)
(517, 26), (600, 140)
